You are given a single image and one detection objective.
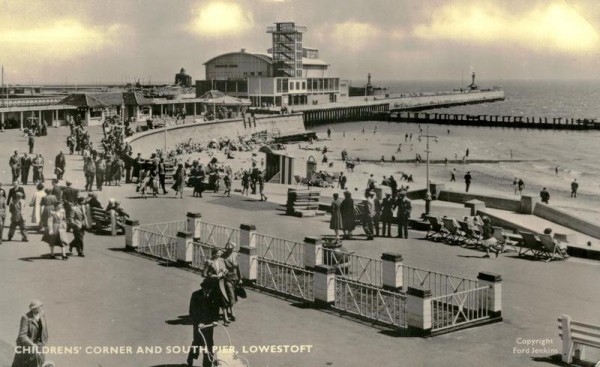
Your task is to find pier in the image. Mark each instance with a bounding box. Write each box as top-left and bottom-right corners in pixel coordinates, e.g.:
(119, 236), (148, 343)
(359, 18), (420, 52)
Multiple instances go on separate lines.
(385, 111), (599, 130)
(303, 103), (389, 126)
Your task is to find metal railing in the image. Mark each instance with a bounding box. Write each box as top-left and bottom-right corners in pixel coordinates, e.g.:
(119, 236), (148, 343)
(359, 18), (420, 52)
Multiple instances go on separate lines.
(254, 233), (304, 267)
(431, 286), (490, 331)
(256, 258), (314, 301)
(191, 241), (214, 270)
(198, 222), (240, 249)
(334, 277), (407, 328)
(138, 220), (187, 238)
(402, 265), (479, 297)
(322, 248), (382, 287)
(136, 229), (177, 262)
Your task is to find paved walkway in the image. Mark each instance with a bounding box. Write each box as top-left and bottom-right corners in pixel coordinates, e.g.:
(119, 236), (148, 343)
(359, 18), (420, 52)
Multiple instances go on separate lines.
(1, 127), (599, 367)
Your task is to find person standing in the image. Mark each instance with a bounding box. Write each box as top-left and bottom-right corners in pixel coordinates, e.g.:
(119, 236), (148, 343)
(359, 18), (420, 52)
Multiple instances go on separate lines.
(339, 172), (347, 191)
(7, 182), (26, 207)
(46, 202), (69, 260)
(518, 178), (525, 195)
(571, 179), (579, 198)
(512, 178), (518, 195)
(95, 155), (106, 191)
(340, 191), (355, 239)
(362, 194), (375, 240)
(69, 197), (87, 257)
(11, 299), (48, 367)
(54, 151), (66, 181)
(157, 158), (168, 194)
(241, 171), (249, 196)
(8, 192), (28, 242)
(20, 153), (31, 185)
(222, 173), (231, 197)
(381, 193), (394, 237)
(83, 157), (96, 192)
(540, 187), (550, 204)
(464, 171), (472, 192)
(34, 154), (45, 184)
(330, 193), (343, 241)
(221, 242), (241, 322)
(29, 183), (46, 229)
(394, 191), (412, 239)
(258, 175), (267, 201)
(112, 156), (123, 186)
(373, 195), (382, 237)
(62, 181), (79, 232)
(9, 151), (21, 183)
(28, 133), (35, 154)
(172, 163), (185, 199)
(388, 175), (398, 198)
(187, 280), (220, 367)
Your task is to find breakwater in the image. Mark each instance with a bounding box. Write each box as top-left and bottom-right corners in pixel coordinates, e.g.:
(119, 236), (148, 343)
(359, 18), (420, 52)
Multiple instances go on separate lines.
(386, 111), (599, 130)
(303, 103), (389, 127)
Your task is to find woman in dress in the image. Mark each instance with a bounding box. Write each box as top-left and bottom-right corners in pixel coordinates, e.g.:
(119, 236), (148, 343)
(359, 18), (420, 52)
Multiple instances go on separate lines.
(222, 242), (241, 322)
(172, 163), (185, 198)
(480, 216), (502, 258)
(46, 202), (69, 260)
(330, 193), (343, 241)
(29, 183), (46, 230)
(340, 191), (356, 239)
(202, 247), (230, 324)
(39, 188), (57, 234)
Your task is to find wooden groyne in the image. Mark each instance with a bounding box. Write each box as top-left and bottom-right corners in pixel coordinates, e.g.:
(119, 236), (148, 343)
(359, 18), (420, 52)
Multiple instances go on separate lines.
(386, 111), (599, 130)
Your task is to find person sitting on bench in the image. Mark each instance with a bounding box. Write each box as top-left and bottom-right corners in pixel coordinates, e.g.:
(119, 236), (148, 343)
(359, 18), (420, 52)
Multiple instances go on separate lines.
(543, 228), (568, 255)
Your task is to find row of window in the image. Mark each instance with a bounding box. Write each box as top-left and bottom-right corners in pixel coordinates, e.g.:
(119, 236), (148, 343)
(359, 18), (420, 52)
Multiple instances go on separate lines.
(214, 64), (238, 68)
(243, 72), (263, 76)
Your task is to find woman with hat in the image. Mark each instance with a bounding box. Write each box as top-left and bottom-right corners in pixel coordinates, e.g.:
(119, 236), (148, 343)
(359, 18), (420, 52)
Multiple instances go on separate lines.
(340, 191), (356, 239)
(11, 299), (48, 367)
(202, 247), (230, 324)
(172, 163), (185, 199)
(46, 202), (69, 260)
(222, 242), (241, 322)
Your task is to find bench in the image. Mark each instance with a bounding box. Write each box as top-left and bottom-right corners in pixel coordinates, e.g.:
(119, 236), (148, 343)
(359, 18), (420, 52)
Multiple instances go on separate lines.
(558, 314), (600, 364)
(88, 206), (124, 236)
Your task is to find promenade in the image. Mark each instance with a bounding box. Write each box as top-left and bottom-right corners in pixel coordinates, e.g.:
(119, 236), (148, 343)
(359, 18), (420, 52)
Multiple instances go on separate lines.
(0, 127), (599, 366)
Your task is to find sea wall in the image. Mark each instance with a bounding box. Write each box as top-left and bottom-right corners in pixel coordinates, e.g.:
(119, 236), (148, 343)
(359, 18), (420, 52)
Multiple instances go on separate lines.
(533, 202), (600, 240)
(437, 190), (522, 212)
(127, 113), (305, 156)
(387, 90), (505, 110)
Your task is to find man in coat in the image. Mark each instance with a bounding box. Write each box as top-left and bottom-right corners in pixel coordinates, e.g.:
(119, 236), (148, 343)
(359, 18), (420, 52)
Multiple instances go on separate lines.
(394, 191), (412, 239)
(8, 192), (28, 242)
(381, 193), (394, 237)
(50, 179), (63, 203)
(361, 194), (375, 240)
(6, 181), (26, 207)
(9, 150), (20, 183)
(69, 197), (87, 257)
(20, 153), (31, 185)
(11, 299), (48, 367)
(62, 181), (79, 232)
(187, 280), (220, 367)
(54, 151), (66, 180)
(158, 158), (168, 195)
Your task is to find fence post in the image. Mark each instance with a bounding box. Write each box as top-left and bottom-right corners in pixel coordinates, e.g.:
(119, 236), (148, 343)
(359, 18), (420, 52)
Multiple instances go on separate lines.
(561, 314), (573, 363)
(313, 265), (335, 308)
(406, 287), (432, 337)
(109, 210), (117, 236)
(176, 231), (193, 266)
(477, 272), (502, 318)
(187, 212), (202, 240)
(240, 224), (257, 248)
(381, 253), (403, 292)
(124, 219), (140, 250)
(304, 236), (322, 269)
(239, 246), (257, 284)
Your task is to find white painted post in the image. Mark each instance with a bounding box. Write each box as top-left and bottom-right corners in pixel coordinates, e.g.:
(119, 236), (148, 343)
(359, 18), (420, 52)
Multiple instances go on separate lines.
(304, 236), (322, 269)
(313, 265), (335, 308)
(381, 253), (403, 292)
(239, 246), (257, 283)
(186, 212), (202, 240)
(561, 314), (573, 363)
(240, 224), (256, 249)
(124, 219), (140, 250)
(406, 287), (432, 336)
(477, 272), (502, 318)
(109, 210), (117, 236)
(176, 231), (193, 266)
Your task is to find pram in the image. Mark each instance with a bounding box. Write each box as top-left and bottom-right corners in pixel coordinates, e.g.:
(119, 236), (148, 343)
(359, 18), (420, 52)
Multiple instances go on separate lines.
(196, 322), (250, 367)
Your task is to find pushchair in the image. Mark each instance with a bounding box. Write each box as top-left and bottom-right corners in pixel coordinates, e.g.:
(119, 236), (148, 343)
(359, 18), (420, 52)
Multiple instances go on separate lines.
(196, 322), (250, 367)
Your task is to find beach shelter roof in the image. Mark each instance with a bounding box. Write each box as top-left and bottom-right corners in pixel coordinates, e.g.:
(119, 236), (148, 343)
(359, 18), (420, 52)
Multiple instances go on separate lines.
(61, 91), (154, 108)
(199, 90), (251, 105)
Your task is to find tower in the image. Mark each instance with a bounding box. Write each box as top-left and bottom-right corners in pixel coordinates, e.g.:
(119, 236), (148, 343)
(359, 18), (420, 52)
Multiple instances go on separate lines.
(267, 22), (307, 77)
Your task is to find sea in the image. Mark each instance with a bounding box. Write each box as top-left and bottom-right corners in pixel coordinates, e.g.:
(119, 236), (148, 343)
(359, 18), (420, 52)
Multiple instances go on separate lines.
(312, 80), (600, 221)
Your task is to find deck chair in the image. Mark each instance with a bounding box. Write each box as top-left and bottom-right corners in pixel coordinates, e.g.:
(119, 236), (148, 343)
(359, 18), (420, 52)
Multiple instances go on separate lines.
(442, 217), (464, 245)
(518, 231), (545, 259)
(538, 234), (568, 262)
(425, 216), (448, 241)
(458, 221), (481, 248)
(492, 226), (518, 253)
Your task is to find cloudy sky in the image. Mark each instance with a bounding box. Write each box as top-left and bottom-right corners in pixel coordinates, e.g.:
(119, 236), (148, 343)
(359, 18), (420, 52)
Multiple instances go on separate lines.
(1, 0), (599, 84)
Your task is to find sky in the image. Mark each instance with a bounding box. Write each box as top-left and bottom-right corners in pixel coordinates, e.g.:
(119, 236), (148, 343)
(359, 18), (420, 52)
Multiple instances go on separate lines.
(1, 0), (599, 84)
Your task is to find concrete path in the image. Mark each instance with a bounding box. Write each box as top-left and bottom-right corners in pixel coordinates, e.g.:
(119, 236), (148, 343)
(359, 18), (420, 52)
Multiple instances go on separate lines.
(0, 127), (599, 367)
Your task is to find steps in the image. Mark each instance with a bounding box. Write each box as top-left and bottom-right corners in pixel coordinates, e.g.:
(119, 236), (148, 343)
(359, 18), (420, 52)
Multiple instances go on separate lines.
(286, 189), (325, 217)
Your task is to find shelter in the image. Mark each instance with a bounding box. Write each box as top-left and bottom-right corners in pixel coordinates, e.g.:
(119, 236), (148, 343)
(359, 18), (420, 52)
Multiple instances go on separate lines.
(61, 91), (153, 125)
(198, 90), (251, 119)
(262, 146), (295, 185)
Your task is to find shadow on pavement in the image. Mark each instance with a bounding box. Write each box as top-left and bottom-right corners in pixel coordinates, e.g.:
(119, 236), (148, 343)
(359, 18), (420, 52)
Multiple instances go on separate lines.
(19, 254), (60, 262)
(531, 354), (567, 366)
(165, 314), (192, 326)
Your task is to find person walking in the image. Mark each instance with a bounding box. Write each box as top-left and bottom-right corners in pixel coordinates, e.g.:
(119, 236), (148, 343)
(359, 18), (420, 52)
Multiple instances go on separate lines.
(54, 151), (66, 181)
(571, 179), (579, 198)
(95, 155), (106, 191)
(112, 156), (123, 186)
(381, 193), (394, 237)
(68, 197), (87, 257)
(241, 171), (250, 196)
(512, 178), (518, 195)
(330, 193), (343, 241)
(8, 192), (28, 242)
(83, 157), (95, 192)
(340, 191), (355, 239)
(202, 247), (229, 324)
(157, 158), (168, 194)
(518, 178), (525, 195)
(27, 133), (35, 154)
(45, 202), (69, 260)
(540, 187), (550, 204)
(394, 191), (412, 239)
(258, 175), (267, 201)
(186, 280), (220, 367)
(20, 153), (31, 185)
(7, 182), (26, 207)
(9, 151), (21, 183)
(11, 299), (48, 367)
(221, 242), (241, 323)
(172, 163), (185, 198)
(464, 171), (472, 192)
(222, 173), (231, 197)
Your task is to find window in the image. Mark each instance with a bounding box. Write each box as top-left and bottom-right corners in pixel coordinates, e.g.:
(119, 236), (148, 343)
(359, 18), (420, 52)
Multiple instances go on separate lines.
(250, 72), (255, 76)
(302, 82), (306, 89)
(296, 81), (300, 90)
(228, 64), (238, 68)
(258, 72), (263, 76)
(290, 82), (295, 90)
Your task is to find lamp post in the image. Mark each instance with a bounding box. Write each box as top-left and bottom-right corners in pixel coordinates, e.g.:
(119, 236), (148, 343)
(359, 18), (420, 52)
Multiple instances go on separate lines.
(419, 124), (437, 215)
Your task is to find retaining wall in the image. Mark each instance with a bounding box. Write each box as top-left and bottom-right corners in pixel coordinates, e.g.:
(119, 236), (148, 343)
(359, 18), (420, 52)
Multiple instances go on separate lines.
(127, 113), (305, 156)
(437, 191), (521, 212)
(533, 202), (600, 240)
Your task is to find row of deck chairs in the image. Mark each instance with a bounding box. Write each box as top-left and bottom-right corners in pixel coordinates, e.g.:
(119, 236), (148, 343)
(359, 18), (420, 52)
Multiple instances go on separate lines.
(425, 215), (568, 262)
